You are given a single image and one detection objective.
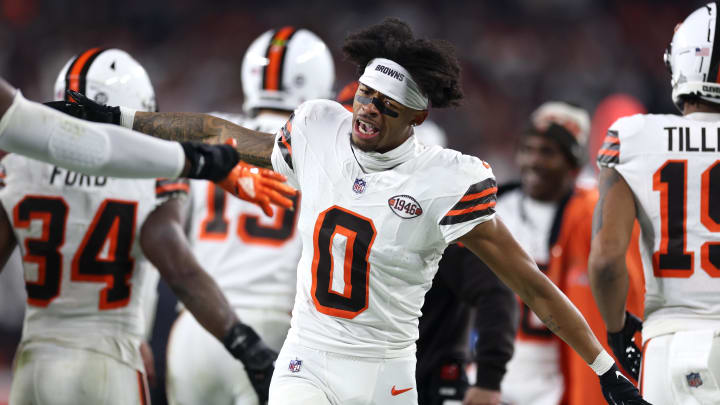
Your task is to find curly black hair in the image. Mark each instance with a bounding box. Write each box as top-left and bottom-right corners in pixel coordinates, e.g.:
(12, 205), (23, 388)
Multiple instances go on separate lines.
(342, 18), (463, 108)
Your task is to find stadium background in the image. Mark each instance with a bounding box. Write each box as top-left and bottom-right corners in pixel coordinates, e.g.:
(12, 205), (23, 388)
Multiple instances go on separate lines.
(0, 0), (708, 403)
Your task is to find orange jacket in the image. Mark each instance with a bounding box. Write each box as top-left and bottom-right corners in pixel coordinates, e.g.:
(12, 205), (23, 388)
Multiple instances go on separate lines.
(553, 186), (644, 405)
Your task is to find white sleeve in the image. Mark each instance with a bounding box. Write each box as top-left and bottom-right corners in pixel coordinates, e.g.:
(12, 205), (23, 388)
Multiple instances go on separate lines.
(270, 104), (313, 190)
(0, 91), (185, 179)
(596, 114), (644, 169)
(437, 157), (498, 244)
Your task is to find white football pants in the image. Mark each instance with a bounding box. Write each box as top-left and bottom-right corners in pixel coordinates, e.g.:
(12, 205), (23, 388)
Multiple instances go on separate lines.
(166, 308), (290, 405)
(10, 342), (149, 405)
(269, 340), (417, 405)
(641, 329), (720, 405)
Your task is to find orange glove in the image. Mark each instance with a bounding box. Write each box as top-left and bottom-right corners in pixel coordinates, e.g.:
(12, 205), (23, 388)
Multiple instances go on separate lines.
(217, 160), (297, 216)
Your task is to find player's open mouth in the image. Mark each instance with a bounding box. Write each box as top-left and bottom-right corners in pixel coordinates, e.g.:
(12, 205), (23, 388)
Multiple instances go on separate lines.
(354, 118), (380, 139)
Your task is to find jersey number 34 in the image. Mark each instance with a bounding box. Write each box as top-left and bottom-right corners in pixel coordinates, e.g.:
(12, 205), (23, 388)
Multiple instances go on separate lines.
(15, 196), (137, 309)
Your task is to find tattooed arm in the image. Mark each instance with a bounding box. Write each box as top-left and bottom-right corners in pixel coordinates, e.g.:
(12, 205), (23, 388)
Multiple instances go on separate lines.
(133, 112), (275, 168)
(588, 167), (637, 332)
(458, 216), (604, 364)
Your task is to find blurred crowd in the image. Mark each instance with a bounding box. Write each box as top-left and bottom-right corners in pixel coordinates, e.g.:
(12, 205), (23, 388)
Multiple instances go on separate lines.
(0, 0), (707, 403)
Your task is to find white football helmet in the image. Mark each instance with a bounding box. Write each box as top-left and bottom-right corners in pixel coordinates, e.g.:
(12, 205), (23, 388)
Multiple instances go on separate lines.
(54, 48), (156, 112)
(241, 27), (335, 113)
(665, 2), (720, 111)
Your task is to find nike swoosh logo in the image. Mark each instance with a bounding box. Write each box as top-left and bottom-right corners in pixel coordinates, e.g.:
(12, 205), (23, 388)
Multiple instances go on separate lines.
(616, 370), (629, 382)
(391, 386), (413, 396)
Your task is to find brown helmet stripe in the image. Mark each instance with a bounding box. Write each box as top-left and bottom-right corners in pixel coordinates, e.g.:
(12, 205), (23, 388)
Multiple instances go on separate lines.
(64, 47), (106, 101)
(262, 27), (297, 91)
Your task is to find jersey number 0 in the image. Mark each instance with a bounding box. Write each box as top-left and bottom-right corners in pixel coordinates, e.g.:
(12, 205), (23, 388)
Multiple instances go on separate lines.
(311, 206), (377, 319)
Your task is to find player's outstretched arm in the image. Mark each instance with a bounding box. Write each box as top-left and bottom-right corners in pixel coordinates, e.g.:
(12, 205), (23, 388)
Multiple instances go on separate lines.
(458, 217), (602, 363)
(140, 197), (276, 402)
(54, 89), (275, 168)
(457, 217), (651, 404)
(133, 111), (275, 169)
(0, 80), (242, 180)
(589, 167), (643, 380)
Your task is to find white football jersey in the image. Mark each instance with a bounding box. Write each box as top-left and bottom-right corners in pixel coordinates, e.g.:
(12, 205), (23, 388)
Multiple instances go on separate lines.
(0, 155), (188, 369)
(186, 111), (300, 312)
(598, 112), (720, 339)
(270, 100), (497, 358)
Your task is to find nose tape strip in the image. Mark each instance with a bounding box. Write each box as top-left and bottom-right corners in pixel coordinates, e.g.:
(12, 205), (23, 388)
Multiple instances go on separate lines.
(355, 95), (399, 118)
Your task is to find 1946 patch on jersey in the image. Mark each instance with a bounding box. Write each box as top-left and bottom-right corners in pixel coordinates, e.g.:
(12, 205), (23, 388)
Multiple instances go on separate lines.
(388, 195), (423, 218)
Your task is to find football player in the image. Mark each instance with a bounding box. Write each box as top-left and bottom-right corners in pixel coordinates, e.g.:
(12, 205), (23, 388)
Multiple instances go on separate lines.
(341, 80), (517, 405)
(50, 19), (650, 405)
(497, 102), (645, 405)
(0, 48), (277, 405)
(590, 3), (720, 404)
(165, 27), (334, 405)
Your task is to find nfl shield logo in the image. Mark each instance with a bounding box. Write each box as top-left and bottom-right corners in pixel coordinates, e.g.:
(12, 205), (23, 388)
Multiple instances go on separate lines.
(686, 372), (703, 388)
(289, 358), (302, 373)
(353, 178), (367, 194)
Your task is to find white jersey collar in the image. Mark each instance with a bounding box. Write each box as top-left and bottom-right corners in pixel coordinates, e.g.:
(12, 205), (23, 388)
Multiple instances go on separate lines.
(685, 112), (720, 122)
(351, 134), (422, 173)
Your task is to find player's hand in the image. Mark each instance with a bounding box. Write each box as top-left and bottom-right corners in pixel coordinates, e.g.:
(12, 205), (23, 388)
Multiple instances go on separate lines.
(223, 322), (277, 404)
(44, 90), (121, 124)
(463, 386), (502, 405)
(217, 159), (296, 216)
(599, 364), (652, 405)
(607, 311), (643, 380)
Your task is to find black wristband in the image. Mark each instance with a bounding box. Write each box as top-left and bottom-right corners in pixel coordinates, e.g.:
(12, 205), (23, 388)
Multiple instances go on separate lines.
(181, 142), (239, 181)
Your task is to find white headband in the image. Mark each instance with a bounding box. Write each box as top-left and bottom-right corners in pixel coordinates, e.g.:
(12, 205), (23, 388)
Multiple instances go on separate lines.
(358, 58), (429, 110)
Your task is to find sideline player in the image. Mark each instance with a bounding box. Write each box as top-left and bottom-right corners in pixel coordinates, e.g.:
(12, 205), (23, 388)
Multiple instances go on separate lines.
(51, 19), (650, 405)
(1, 48), (278, 405)
(165, 27), (334, 405)
(590, 3), (720, 404)
(497, 102), (645, 405)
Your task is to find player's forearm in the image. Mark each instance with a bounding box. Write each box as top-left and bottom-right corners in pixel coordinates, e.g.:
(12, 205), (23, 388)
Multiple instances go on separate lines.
(140, 203), (238, 340)
(460, 218), (604, 364)
(589, 248), (630, 332)
(167, 264), (238, 340)
(133, 111), (275, 168)
(0, 92), (185, 178)
(589, 167), (636, 332)
(520, 274), (603, 364)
